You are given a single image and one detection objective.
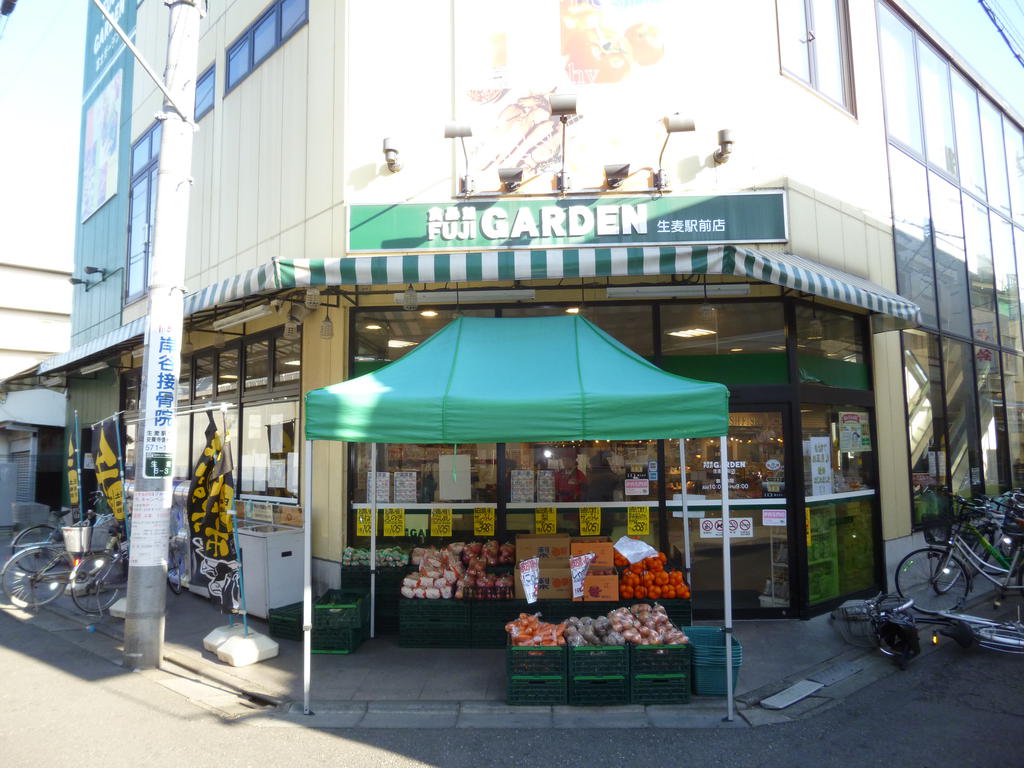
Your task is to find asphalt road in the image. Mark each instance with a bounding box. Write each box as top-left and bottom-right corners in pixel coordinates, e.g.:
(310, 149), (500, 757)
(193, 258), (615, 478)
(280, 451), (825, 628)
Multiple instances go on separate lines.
(1, 606), (1021, 768)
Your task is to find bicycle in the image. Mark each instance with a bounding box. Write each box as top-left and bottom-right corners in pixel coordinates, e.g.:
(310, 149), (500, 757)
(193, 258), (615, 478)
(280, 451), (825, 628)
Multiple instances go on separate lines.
(831, 593), (921, 669)
(894, 493), (1024, 613)
(1, 512), (112, 610)
(10, 491), (113, 559)
(67, 519), (129, 616)
(167, 504), (189, 595)
(926, 607), (1024, 654)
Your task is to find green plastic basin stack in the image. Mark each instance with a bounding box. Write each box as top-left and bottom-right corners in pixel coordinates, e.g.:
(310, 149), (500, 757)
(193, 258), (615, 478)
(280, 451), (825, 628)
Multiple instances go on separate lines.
(683, 626), (742, 696)
(506, 643), (567, 706)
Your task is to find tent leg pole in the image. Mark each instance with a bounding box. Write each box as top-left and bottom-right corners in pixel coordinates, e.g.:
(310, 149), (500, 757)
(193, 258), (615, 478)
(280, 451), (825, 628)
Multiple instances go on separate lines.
(303, 439), (313, 716)
(679, 439), (692, 589)
(720, 435), (734, 722)
(370, 443), (377, 640)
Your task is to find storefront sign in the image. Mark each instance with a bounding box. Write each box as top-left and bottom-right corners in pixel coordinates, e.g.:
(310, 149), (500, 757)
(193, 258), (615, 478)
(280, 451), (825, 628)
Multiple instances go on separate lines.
(625, 472), (649, 496)
(141, 303), (181, 479)
(579, 506), (601, 536)
(356, 509), (372, 537)
(762, 509), (787, 526)
(383, 508), (405, 537)
(430, 508), (453, 537)
(347, 192), (787, 252)
(647, 460), (659, 481)
(535, 507), (557, 534)
(838, 412), (871, 452)
(627, 506), (650, 536)
(474, 507), (495, 536)
(698, 517), (754, 538)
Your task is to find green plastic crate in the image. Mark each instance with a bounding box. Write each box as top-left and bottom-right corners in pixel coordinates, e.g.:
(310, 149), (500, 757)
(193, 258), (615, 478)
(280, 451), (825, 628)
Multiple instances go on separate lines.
(399, 598), (472, 624)
(568, 675), (628, 706)
(629, 643), (690, 675)
(683, 626), (742, 695)
(507, 675), (566, 706)
(267, 602), (302, 641)
(313, 591), (369, 654)
(630, 673), (691, 705)
(507, 643), (566, 677)
(568, 644), (628, 677)
(470, 599), (528, 648)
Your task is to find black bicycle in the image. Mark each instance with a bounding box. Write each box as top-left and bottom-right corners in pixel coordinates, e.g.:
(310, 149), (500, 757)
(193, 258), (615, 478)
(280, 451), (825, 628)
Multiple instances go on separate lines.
(832, 593), (921, 669)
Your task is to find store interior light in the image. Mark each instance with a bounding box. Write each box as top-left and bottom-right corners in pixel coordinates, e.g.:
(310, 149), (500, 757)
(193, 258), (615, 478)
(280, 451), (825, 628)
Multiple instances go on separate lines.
(211, 303), (274, 331)
(730, 348), (743, 352)
(605, 284), (750, 299)
(388, 339), (417, 348)
(565, 306), (580, 314)
(284, 359), (301, 366)
(667, 328), (716, 338)
(393, 289), (535, 304)
(807, 316), (825, 340)
(365, 323), (383, 330)
(420, 310), (439, 317)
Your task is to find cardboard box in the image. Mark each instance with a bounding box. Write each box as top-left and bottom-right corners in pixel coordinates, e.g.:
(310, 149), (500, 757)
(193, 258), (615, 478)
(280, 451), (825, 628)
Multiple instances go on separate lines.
(515, 557), (572, 600)
(582, 569), (619, 601)
(570, 538), (614, 569)
(276, 507), (304, 527)
(516, 533), (571, 561)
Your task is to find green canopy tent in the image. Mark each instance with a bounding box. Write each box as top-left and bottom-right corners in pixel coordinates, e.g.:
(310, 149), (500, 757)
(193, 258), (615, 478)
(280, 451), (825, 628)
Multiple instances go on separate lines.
(300, 315), (737, 716)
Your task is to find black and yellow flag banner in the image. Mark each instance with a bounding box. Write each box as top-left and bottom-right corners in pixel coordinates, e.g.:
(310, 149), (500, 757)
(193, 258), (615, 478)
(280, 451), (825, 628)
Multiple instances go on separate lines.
(66, 429), (80, 509)
(91, 416), (125, 520)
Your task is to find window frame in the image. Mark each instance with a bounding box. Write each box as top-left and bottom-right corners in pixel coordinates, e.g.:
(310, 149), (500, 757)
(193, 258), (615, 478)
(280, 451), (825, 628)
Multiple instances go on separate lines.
(224, 0), (308, 96)
(777, 0), (856, 114)
(194, 64), (216, 120)
(125, 122), (162, 305)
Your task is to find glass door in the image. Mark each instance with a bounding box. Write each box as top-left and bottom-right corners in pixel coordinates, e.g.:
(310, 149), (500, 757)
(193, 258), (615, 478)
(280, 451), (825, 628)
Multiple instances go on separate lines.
(669, 407), (796, 618)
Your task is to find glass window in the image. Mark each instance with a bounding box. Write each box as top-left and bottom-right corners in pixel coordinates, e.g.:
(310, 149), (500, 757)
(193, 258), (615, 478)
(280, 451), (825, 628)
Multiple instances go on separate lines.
(125, 173), (151, 300)
(943, 337), (982, 495)
(1002, 352), (1024, 488)
(879, 6), (922, 153)
(962, 196), (997, 344)
(795, 304), (868, 389)
(980, 99), (1010, 216)
(239, 401), (299, 500)
(1006, 121), (1024, 227)
(777, 0), (852, 109)
(581, 304), (653, 358)
(194, 353), (214, 399)
(991, 213), (1021, 350)
(217, 349), (239, 396)
(684, 412), (786, 501)
(890, 149), (937, 327)
(975, 346), (1008, 494)
(281, 0), (306, 38)
(177, 357), (191, 403)
(244, 338), (270, 392)
(172, 415), (191, 483)
(801, 404), (874, 497)
(131, 134), (150, 175)
(353, 309), (495, 376)
(227, 36), (250, 89)
(190, 410), (238, 485)
(916, 41), (956, 178)
(903, 330), (948, 523)
(660, 302), (787, 385)
(930, 172), (970, 337)
(951, 73), (985, 199)
(274, 335), (301, 386)
(122, 370), (140, 413)
(252, 10), (277, 65)
(195, 66), (215, 119)
(353, 442), (498, 506)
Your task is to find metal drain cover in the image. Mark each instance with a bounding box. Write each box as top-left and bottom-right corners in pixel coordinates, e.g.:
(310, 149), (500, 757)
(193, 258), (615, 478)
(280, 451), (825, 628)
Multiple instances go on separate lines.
(760, 679), (824, 710)
(808, 661), (863, 686)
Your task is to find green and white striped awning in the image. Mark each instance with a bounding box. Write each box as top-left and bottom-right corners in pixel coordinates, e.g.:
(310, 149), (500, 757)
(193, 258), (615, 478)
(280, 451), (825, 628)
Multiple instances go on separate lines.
(37, 245), (918, 375)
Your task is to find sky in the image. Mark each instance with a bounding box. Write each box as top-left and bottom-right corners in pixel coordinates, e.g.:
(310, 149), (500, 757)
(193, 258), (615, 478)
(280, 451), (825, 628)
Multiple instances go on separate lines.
(0, 1), (1021, 281)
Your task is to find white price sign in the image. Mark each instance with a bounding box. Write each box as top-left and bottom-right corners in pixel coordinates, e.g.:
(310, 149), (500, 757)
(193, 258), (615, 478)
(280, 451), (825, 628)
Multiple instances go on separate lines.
(129, 490), (170, 567)
(698, 517), (754, 539)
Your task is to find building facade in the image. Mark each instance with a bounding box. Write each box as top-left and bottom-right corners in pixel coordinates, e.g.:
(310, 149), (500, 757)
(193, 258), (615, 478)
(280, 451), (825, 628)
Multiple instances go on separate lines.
(30, 0), (1024, 620)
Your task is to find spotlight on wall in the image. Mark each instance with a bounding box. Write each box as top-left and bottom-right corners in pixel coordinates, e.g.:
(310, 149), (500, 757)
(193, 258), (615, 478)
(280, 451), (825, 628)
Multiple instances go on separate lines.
(654, 114), (696, 191)
(713, 129), (734, 165)
(498, 167), (524, 193)
(84, 265), (107, 276)
(604, 163), (630, 189)
(548, 93), (577, 192)
(382, 137), (401, 173)
(69, 277), (87, 286)
(444, 122), (474, 195)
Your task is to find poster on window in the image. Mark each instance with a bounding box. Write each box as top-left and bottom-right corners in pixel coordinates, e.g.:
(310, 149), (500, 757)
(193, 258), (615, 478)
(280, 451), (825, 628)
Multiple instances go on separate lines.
(81, 70), (122, 222)
(838, 412), (871, 453)
(806, 437), (833, 497)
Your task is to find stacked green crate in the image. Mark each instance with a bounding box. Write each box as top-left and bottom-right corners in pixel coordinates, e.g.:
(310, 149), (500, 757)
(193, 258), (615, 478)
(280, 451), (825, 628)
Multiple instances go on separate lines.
(506, 643), (566, 706)
(683, 626), (742, 695)
(313, 589), (370, 654)
(567, 643), (628, 706)
(629, 643), (690, 704)
(470, 600), (528, 648)
(340, 565), (411, 634)
(398, 598), (472, 647)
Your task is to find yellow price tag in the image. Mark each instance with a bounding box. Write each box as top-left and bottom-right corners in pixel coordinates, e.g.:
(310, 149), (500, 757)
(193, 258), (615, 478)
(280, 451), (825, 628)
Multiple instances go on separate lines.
(431, 508), (453, 538)
(805, 507), (812, 547)
(535, 507), (557, 534)
(356, 508), (372, 537)
(579, 507), (601, 536)
(474, 507), (495, 536)
(383, 508), (405, 537)
(627, 506), (650, 536)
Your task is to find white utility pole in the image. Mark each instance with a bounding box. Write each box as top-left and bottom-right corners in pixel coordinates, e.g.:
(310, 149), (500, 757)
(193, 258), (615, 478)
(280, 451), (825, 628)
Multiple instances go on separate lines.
(96, 0), (201, 670)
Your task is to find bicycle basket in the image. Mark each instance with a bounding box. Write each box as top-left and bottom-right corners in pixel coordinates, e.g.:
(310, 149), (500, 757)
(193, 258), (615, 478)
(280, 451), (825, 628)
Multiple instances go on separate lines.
(921, 514), (953, 545)
(831, 600), (878, 648)
(61, 525), (94, 557)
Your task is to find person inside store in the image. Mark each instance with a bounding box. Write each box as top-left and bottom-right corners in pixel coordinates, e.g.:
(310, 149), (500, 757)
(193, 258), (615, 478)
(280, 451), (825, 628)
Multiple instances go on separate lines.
(586, 452), (619, 501)
(556, 461), (587, 501)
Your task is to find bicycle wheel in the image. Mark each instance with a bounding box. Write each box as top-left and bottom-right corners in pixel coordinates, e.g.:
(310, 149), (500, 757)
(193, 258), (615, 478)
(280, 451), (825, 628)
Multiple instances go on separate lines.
(10, 525), (57, 556)
(895, 547), (970, 613)
(167, 547), (185, 595)
(70, 553), (125, 615)
(973, 623), (1024, 653)
(1, 546), (70, 609)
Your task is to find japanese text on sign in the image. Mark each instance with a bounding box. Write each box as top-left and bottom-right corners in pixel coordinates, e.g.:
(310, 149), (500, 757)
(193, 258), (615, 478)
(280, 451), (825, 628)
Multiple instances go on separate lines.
(142, 320), (179, 478)
(431, 508), (453, 537)
(579, 506), (601, 536)
(474, 507), (495, 537)
(535, 507), (557, 534)
(383, 508), (405, 537)
(356, 509), (372, 537)
(627, 506), (650, 536)
(699, 517), (754, 538)
(129, 490), (169, 567)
